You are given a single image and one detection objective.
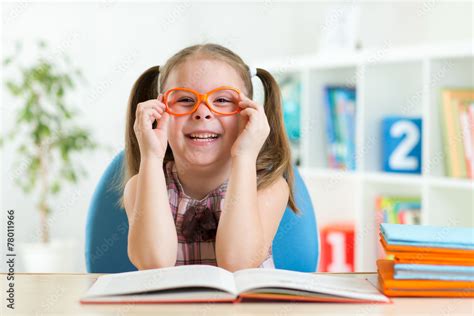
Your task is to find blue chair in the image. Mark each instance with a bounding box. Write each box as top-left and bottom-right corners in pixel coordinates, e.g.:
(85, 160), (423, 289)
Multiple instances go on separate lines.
(85, 151), (319, 273)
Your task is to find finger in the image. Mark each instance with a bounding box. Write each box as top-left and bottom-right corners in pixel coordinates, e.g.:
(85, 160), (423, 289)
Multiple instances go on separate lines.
(157, 95), (167, 111)
(156, 93), (164, 105)
(239, 108), (258, 123)
(139, 102), (165, 115)
(137, 100), (159, 111)
(156, 111), (170, 131)
(158, 93), (164, 102)
(239, 92), (260, 105)
(141, 108), (161, 128)
(238, 98), (260, 110)
(149, 109), (161, 120)
(239, 92), (251, 102)
(139, 107), (161, 120)
(137, 99), (165, 111)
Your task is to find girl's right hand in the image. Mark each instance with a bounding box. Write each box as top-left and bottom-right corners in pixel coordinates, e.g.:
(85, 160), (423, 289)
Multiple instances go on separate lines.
(133, 94), (170, 160)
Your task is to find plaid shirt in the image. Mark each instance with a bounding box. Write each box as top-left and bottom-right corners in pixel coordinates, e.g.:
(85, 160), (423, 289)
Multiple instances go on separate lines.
(164, 160), (274, 268)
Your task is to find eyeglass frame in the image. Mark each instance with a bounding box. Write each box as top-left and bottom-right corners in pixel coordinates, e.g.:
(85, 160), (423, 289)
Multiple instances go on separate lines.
(162, 86), (243, 117)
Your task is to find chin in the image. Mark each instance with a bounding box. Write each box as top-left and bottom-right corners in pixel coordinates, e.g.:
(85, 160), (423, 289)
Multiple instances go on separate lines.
(183, 153), (219, 167)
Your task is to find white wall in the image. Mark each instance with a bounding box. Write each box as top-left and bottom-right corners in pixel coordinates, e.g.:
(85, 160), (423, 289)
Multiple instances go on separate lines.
(1, 1), (472, 272)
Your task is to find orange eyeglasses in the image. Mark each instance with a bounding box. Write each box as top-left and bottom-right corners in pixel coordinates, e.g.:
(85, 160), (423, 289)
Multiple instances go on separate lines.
(163, 86), (242, 116)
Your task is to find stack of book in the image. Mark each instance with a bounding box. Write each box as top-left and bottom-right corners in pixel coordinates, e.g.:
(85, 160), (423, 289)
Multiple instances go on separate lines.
(324, 86), (356, 170)
(377, 223), (474, 297)
(441, 89), (474, 179)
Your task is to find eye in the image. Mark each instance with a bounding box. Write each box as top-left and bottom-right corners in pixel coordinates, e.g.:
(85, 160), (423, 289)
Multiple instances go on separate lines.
(177, 97), (195, 103)
(215, 97), (231, 103)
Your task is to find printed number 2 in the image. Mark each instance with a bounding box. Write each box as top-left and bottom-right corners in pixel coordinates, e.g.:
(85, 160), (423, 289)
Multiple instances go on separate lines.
(389, 121), (419, 170)
(327, 232), (351, 272)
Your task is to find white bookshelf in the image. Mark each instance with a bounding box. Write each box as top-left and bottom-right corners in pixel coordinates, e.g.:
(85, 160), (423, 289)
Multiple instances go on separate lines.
(257, 41), (474, 272)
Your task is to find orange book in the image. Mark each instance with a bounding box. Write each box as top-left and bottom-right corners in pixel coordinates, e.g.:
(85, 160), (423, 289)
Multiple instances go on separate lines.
(391, 252), (474, 266)
(379, 233), (474, 256)
(377, 260), (474, 297)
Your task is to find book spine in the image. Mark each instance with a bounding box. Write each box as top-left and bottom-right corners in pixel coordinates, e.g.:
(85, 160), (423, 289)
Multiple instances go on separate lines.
(345, 90), (356, 171)
(468, 104), (474, 179)
(452, 99), (468, 178)
(459, 103), (473, 178)
(336, 91), (348, 169)
(441, 91), (453, 177)
(441, 91), (467, 178)
(333, 90), (344, 169)
(375, 196), (386, 258)
(324, 87), (337, 168)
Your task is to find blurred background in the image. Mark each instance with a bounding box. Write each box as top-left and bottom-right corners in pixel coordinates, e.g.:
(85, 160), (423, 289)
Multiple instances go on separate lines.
(1, 1), (473, 273)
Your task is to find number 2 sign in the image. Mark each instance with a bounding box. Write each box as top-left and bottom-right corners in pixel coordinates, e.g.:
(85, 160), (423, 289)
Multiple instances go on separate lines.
(382, 116), (422, 174)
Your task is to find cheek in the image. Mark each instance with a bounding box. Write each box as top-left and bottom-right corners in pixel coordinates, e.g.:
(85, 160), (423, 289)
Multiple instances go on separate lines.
(167, 119), (184, 145)
(222, 116), (240, 141)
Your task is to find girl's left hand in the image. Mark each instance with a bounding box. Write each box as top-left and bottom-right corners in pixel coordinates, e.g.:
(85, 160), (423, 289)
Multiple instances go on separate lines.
(230, 93), (270, 161)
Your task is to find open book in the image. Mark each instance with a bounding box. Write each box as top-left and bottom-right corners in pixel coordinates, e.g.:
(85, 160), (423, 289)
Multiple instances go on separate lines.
(80, 265), (389, 304)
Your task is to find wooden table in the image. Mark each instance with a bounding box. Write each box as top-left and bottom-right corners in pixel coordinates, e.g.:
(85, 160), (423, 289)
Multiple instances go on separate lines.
(1, 273), (473, 315)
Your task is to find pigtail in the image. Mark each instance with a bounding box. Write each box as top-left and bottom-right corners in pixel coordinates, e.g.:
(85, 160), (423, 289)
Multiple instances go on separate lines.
(115, 65), (161, 209)
(255, 68), (300, 215)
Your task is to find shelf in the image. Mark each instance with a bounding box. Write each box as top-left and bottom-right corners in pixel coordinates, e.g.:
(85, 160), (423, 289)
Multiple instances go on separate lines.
(426, 56), (474, 177)
(259, 41), (473, 72)
(427, 176), (474, 190)
(363, 172), (422, 185)
(299, 167), (359, 180)
(300, 169), (473, 190)
(261, 40), (474, 272)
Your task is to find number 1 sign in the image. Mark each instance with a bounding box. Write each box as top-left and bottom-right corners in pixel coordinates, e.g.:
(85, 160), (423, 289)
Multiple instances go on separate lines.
(382, 116), (422, 174)
(319, 223), (354, 272)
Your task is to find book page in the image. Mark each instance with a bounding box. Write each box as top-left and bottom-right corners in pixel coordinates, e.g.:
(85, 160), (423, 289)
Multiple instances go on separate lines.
(83, 265), (237, 298)
(233, 269), (389, 302)
(82, 289), (236, 303)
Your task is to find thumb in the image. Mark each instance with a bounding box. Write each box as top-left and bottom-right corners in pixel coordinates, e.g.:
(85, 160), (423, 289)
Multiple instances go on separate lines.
(156, 111), (170, 132)
(238, 109), (250, 130)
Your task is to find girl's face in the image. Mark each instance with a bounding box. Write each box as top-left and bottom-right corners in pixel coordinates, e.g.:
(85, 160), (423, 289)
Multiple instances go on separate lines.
(163, 57), (246, 168)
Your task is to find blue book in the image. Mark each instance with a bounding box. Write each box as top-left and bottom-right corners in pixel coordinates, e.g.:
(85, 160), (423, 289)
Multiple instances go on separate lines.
(394, 263), (474, 281)
(380, 223), (474, 250)
(343, 93), (356, 170)
(324, 87), (338, 168)
(324, 86), (356, 170)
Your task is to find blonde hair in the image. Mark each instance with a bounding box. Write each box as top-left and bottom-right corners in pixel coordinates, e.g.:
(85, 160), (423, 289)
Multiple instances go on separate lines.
(117, 43), (299, 214)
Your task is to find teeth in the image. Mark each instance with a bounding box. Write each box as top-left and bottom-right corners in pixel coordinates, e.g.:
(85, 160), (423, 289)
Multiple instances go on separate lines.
(189, 133), (218, 139)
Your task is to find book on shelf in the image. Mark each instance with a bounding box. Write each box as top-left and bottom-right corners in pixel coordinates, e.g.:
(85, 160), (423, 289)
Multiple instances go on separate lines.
(80, 265), (390, 304)
(459, 101), (474, 178)
(375, 195), (421, 259)
(324, 86), (356, 170)
(468, 103), (474, 171)
(440, 89), (474, 179)
(281, 75), (302, 143)
(279, 74), (302, 165)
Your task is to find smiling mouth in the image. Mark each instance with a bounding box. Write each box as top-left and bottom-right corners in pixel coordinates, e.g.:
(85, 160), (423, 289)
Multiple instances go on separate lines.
(185, 133), (221, 140)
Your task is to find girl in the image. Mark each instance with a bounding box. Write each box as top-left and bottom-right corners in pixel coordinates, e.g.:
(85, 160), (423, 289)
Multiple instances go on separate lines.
(121, 43), (299, 272)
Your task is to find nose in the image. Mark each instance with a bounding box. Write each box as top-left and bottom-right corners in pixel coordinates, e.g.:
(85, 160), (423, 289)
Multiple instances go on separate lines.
(192, 100), (213, 120)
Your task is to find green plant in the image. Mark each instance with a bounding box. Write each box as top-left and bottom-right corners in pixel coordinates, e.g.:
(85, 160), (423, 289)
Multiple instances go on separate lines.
(1, 40), (99, 243)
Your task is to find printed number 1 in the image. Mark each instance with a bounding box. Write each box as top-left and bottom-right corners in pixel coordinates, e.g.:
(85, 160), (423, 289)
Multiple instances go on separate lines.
(389, 120), (419, 170)
(327, 232), (351, 272)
